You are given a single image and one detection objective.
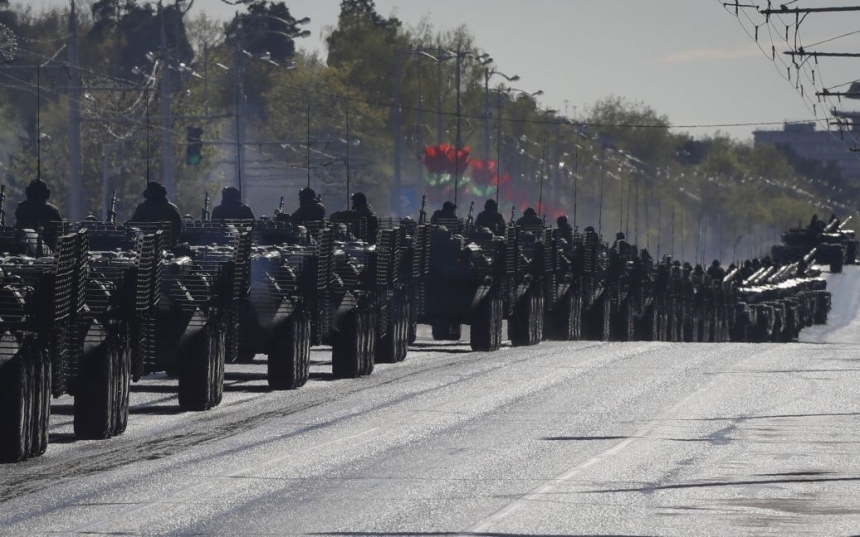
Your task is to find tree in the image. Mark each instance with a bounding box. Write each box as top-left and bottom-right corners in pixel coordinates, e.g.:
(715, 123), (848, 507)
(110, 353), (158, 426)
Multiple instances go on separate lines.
(224, 1), (306, 64)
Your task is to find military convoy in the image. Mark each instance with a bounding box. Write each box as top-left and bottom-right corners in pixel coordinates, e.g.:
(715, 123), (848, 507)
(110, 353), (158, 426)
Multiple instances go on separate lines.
(0, 186), (839, 463)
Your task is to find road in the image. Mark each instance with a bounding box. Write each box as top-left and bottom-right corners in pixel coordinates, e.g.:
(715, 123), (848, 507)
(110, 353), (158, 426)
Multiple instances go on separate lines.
(1, 270), (860, 536)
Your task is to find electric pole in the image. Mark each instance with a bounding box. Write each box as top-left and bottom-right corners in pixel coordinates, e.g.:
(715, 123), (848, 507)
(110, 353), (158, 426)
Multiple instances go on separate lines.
(159, 2), (174, 197)
(67, 0), (83, 220)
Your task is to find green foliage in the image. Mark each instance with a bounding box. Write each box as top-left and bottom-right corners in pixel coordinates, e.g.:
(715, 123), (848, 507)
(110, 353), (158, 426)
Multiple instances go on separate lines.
(0, 0), (850, 263)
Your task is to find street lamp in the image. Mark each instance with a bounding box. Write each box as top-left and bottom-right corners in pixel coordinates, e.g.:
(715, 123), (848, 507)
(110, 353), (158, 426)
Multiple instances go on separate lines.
(392, 47), (454, 217)
(483, 68), (519, 161)
(231, 15), (309, 199)
(493, 86), (543, 202)
(444, 48), (493, 206)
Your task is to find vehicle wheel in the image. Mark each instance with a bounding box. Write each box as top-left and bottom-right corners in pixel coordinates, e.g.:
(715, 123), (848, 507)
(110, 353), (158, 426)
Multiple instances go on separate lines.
(112, 340), (131, 436)
(471, 293), (503, 351)
(831, 256), (844, 274)
(377, 292), (408, 364)
(31, 346), (51, 457)
(361, 308), (377, 376)
(0, 352), (33, 462)
(509, 286), (542, 347)
(548, 290), (580, 341)
(178, 324), (215, 412)
(332, 309), (363, 379)
(431, 323), (462, 341)
(268, 313), (311, 390)
(408, 320), (417, 345)
(74, 336), (118, 440)
(211, 325), (226, 407)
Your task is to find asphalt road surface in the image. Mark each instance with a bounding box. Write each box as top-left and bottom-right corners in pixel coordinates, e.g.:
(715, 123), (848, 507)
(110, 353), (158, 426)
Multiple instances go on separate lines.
(2, 270), (860, 536)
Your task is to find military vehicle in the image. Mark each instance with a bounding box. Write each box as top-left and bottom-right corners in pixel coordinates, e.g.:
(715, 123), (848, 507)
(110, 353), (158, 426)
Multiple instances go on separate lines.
(0, 226), (86, 461)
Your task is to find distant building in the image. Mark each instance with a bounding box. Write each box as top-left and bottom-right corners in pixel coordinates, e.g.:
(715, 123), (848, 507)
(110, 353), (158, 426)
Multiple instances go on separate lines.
(753, 117), (860, 180)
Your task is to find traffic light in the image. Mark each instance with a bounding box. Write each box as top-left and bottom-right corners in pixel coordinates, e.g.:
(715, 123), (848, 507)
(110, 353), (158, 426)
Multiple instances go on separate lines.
(186, 125), (203, 165)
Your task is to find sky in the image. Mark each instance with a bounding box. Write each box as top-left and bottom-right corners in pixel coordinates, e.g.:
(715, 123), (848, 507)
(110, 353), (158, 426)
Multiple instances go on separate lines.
(28, 0), (860, 141)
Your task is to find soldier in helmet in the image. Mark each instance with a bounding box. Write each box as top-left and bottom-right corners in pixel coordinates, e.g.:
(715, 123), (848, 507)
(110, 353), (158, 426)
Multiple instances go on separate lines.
(291, 187), (326, 224)
(809, 213), (825, 233)
(474, 199), (506, 235)
(15, 179), (62, 229)
(611, 231), (631, 258)
(211, 186), (254, 220)
(515, 207), (542, 228)
(556, 215), (573, 234)
(129, 181), (183, 242)
(706, 259), (726, 281)
(349, 192), (378, 243)
(430, 201), (457, 224)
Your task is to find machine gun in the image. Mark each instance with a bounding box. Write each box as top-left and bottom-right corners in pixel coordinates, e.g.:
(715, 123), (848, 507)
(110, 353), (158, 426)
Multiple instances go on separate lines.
(418, 195), (427, 224)
(510, 206), (516, 224)
(201, 192), (210, 221)
(466, 201), (475, 227)
(107, 190), (117, 224)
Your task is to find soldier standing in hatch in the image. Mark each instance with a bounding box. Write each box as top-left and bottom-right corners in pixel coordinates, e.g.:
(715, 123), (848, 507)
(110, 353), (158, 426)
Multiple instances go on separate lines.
(130, 181), (183, 243)
(15, 179), (63, 250)
(211, 186), (254, 220)
(474, 199), (506, 235)
(430, 201), (457, 224)
(515, 207), (542, 228)
(348, 192), (378, 243)
(291, 187), (326, 224)
(15, 179), (62, 228)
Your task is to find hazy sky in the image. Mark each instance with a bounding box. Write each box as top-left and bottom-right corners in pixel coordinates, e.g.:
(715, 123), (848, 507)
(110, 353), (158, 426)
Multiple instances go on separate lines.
(28, 0), (860, 140)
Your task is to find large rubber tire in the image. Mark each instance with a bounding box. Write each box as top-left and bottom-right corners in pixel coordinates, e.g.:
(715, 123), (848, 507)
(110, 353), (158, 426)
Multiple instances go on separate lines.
(470, 294), (503, 352)
(0, 353), (33, 463)
(212, 326), (226, 407)
(360, 309), (376, 376)
(31, 348), (51, 457)
(332, 309), (364, 379)
(509, 286), (544, 347)
(377, 292), (410, 364)
(610, 300), (635, 342)
(431, 323), (462, 341)
(74, 337), (118, 440)
(178, 324), (218, 412)
(548, 291), (582, 341)
(831, 256), (844, 274)
(112, 342), (131, 436)
(268, 314), (311, 390)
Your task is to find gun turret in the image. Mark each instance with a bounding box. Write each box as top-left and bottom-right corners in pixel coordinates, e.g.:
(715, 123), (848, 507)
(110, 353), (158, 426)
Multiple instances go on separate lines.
(201, 192), (210, 221)
(419, 194), (427, 224)
(108, 190), (117, 224)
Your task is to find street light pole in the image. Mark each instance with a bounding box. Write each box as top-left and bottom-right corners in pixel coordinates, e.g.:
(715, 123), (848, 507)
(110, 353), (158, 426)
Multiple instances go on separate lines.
(483, 69), (519, 161)
(393, 50), (403, 217)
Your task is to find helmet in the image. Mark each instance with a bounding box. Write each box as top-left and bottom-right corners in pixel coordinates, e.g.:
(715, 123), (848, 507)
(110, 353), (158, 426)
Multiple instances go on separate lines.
(484, 199), (497, 210)
(143, 181), (167, 200)
(711, 259), (720, 267)
(524, 207), (537, 217)
(25, 179), (51, 202)
(299, 187), (317, 202)
(442, 201), (456, 211)
(557, 215), (568, 225)
(222, 186), (241, 202)
(351, 192), (367, 206)
(616, 232), (625, 240)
